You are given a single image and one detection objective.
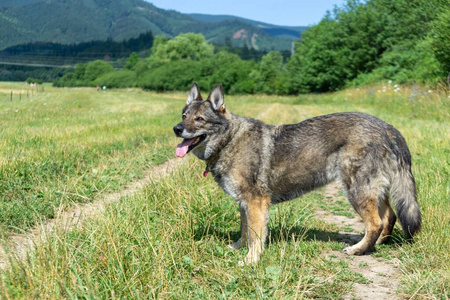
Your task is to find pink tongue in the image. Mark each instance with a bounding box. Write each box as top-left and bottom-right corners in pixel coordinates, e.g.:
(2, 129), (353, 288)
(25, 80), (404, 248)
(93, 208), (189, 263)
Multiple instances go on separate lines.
(176, 138), (195, 158)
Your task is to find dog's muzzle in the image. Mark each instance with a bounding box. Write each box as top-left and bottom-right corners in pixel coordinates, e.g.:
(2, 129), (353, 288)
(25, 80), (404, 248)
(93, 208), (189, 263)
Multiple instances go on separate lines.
(173, 124), (184, 137)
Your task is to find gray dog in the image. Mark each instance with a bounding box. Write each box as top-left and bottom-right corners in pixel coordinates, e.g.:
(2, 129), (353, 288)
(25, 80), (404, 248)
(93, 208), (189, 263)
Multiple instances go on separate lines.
(173, 83), (421, 264)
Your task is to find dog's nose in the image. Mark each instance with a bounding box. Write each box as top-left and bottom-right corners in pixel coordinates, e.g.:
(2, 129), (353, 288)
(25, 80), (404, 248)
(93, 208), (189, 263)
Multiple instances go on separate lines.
(173, 124), (184, 136)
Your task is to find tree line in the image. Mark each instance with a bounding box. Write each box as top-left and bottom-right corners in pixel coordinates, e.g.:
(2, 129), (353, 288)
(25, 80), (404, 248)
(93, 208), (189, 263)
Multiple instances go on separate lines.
(1, 31), (155, 64)
(55, 0), (449, 93)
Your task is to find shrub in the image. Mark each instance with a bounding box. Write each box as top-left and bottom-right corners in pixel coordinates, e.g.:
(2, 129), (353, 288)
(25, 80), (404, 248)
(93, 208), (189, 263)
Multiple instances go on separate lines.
(94, 70), (137, 88)
(84, 60), (115, 84)
(137, 60), (202, 91)
(25, 77), (44, 84)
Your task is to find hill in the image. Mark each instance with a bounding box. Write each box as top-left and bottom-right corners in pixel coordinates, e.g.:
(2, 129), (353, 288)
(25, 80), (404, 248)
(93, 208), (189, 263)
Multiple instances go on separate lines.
(188, 13), (307, 39)
(0, 0), (303, 51)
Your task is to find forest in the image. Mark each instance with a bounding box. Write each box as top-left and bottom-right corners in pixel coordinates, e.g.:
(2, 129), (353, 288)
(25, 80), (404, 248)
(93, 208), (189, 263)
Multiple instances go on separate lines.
(8, 0), (450, 93)
(0, 0), (296, 51)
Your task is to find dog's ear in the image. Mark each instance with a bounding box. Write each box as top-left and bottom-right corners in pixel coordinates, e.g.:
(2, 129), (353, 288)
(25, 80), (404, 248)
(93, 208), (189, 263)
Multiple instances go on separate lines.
(186, 83), (203, 105)
(208, 84), (226, 112)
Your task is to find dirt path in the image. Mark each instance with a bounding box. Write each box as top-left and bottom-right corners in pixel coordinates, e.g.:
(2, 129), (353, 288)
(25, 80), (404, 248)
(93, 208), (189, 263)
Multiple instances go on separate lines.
(317, 182), (404, 300)
(0, 103), (284, 271)
(0, 157), (404, 298)
(0, 158), (186, 270)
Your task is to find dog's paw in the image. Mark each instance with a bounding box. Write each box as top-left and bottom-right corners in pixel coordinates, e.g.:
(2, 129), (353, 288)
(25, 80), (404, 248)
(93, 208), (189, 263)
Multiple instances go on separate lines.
(343, 246), (363, 255)
(227, 243), (240, 250)
(228, 239), (244, 250)
(343, 246), (355, 255)
(243, 253), (259, 265)
(236, 252), (260, 266)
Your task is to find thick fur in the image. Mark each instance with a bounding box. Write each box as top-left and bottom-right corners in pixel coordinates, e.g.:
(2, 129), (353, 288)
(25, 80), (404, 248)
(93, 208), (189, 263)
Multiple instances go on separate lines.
(173, 83), (421, 264)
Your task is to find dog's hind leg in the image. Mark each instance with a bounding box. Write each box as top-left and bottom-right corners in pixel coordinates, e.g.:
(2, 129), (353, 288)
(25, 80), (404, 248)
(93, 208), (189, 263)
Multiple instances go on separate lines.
(376, 195), (397, 245)
(241, 195), (270, 265)
(340, 146), (386, 255)
(228, 202), (248, 250)
(343, 193), (383, 255)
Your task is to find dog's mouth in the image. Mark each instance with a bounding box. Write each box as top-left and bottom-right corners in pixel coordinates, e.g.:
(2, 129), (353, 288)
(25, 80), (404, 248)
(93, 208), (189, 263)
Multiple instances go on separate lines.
(176, 134), (207, 158)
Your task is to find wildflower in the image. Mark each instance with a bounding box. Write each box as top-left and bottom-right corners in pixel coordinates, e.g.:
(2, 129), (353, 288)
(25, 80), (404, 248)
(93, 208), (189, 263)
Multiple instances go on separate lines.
(388, 80), (392, 85)
(409, 88), (418, 101)
(394, 84), (399, 89)
(428, 90), (432, 93)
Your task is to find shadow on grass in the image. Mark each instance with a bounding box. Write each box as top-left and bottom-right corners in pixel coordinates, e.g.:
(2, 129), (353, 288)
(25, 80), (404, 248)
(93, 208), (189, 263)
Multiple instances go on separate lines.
(194, 225), (405, 252)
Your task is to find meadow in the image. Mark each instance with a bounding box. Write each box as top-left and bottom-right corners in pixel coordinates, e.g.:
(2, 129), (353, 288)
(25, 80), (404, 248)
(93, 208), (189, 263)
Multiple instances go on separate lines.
(0, 83), (448, 298)
(0, 83), (180, 232)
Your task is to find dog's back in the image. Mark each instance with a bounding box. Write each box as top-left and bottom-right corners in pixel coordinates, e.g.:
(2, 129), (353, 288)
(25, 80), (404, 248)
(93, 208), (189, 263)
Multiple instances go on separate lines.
(268, 112), (410, 201)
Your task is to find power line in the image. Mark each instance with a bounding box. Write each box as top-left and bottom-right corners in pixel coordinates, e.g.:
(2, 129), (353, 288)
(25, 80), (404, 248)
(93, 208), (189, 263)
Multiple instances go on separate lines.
(0, 61), (75, 68)
(0, 61), (123, 70)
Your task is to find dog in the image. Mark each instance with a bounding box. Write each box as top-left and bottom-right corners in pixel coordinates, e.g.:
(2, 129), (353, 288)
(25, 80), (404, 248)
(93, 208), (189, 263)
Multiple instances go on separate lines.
(173, 83), (421, 264)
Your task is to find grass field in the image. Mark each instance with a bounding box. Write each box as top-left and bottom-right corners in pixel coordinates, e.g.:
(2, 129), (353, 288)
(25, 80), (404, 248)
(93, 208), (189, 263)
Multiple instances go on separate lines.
(0, 82), (449, 298)
(0, 83), (181, 232)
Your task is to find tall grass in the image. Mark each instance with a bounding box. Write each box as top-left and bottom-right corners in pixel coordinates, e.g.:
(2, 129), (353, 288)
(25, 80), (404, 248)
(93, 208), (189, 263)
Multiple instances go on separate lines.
(0, 83), (448, 298)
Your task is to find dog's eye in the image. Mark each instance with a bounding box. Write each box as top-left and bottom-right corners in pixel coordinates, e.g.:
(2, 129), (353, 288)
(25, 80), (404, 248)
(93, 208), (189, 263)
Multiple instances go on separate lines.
(182, 114), (187, 120)
(195, 117), (204, 122)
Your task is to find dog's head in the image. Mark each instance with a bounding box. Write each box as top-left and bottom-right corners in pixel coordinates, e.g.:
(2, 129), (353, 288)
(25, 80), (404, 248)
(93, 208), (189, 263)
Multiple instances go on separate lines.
(173, 83), (231, 160)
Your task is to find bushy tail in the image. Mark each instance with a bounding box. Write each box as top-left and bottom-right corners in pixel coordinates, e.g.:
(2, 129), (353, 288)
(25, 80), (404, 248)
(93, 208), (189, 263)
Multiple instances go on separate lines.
(390, 167), (421, 239)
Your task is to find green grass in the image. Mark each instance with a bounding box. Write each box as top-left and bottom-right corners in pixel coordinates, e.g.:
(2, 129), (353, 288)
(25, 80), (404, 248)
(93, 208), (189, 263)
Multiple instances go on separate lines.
(0, 84), (183, 231)
(318, 199), (356, 219)
(0, 160), (367, 298)
(0, 84), (449, 298)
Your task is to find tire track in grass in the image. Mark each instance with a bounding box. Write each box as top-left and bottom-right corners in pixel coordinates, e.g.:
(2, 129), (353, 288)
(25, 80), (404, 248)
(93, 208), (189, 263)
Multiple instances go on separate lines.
(0, 158), (187, 270)
(317, 181), (405, 300)
(0, 102), (279, 271)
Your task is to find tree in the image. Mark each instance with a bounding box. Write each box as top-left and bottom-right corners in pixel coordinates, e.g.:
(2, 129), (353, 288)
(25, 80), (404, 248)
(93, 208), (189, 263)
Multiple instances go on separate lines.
(286, 0), (447, 91)
(151, 35), (169, 55)
(250, 51), (285, 94)
(153, 33), (214, 61)
(84, 60), (114, 83)
(74, 63), (86, 80)
(124, 52), (140, 70)
(137, 60), (202, 92)
(201, 51), (256, 94)
(94, 70), (136, 88)
(288, 14), (347, 92)
(429, 5), (450, 75)
(360, 0), (445, 84)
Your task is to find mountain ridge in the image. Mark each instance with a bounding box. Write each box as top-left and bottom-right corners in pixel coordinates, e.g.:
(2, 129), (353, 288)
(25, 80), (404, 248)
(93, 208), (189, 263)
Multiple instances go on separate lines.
(0, 0), (305, 51)
(188, 13), (307, 39)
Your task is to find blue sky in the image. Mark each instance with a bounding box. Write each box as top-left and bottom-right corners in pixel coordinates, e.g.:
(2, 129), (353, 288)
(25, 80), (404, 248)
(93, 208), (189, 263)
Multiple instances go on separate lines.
(145, 0), (345, 26)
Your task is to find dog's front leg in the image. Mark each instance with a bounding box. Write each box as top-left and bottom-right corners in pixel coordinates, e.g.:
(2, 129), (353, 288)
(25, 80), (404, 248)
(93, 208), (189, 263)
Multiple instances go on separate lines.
(228, 202), (248, 250)
(241, 195), (270, 265)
